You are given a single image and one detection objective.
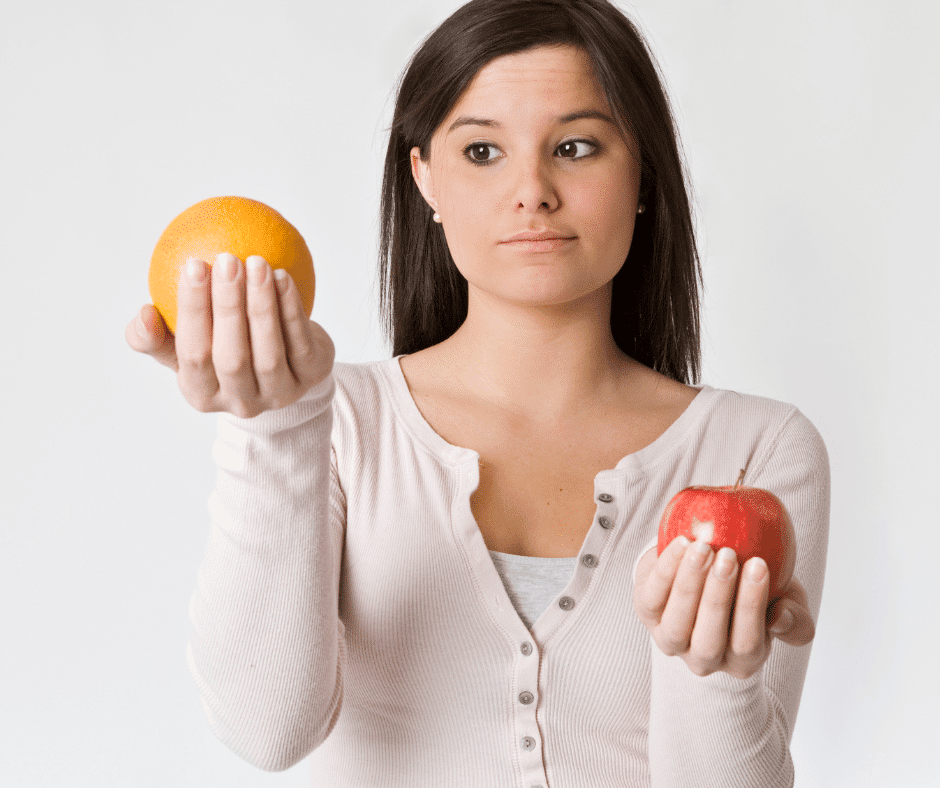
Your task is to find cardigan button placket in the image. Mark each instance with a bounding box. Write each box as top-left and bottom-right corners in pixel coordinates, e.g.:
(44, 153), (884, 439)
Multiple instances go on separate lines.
(595, 490), (619, 541)
(515, 632), (544, 783)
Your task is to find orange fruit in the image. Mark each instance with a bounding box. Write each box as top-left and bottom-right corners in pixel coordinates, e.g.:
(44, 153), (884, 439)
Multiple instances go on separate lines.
(149, 196), (315, 333)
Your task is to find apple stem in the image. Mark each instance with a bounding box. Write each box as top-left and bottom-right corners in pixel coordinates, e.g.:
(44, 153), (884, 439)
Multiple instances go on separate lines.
(734, 468), (745, 490)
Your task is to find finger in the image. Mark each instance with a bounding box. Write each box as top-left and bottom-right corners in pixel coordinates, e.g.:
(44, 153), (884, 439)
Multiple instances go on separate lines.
(274, 268), (332, 388)
(245, 256), (294, 406)
(175, 258), (220, 409)
(768, 599), (816, 647)
(686, 547), (739, 675)
(768, 578), (814, 645)
(634, 536), (689, 628)
(726, 557), (771, 677)
(656, 538), (714, 656)
(633, 544), (659, 588)
(211, 253), (260, 415)
(126, 304), (178, 372)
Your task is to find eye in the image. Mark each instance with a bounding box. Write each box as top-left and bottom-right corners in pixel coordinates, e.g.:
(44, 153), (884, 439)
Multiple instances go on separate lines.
(557, 139), (597, 159)
(461, 138), (599, 167)
(463, 142), (500, 166)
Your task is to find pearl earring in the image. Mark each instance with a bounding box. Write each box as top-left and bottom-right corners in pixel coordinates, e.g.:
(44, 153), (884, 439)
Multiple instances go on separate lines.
(637, 204), (646, 214)
(432, 212), (441, 223)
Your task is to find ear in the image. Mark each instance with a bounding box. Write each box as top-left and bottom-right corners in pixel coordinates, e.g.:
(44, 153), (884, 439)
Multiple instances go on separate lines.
(410, 146), (437, 211)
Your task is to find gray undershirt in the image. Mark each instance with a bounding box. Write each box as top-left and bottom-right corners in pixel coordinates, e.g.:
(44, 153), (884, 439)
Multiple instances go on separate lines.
(488, 551), (578, 629)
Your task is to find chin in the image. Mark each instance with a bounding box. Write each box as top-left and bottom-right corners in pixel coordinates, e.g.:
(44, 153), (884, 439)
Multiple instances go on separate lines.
(484, 278), (610, 310)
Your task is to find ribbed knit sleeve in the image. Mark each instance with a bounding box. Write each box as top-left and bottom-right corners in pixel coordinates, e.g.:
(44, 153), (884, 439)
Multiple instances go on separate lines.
(186, 372), (346, 772)
(647, 408), (830, 787)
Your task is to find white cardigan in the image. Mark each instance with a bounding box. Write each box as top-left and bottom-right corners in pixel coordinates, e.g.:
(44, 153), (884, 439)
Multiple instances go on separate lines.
(187, 356), (830, 787)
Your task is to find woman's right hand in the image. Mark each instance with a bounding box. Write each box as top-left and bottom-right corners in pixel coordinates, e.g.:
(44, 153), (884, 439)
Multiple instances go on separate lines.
(125, 253), (335, 418)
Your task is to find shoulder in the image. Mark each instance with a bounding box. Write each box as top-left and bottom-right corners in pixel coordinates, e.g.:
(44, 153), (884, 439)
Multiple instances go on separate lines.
(330, 358), (399, 418)
(711, 386), (824, 441)
(330, 356), (426, 439)
(700, 385), (829, 482)
(332, 359), (387, 396)
(700, 383), (801, 430)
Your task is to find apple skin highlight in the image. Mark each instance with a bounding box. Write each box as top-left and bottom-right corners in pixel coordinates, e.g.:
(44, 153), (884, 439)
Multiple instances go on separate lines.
(656, 475), (796, 601)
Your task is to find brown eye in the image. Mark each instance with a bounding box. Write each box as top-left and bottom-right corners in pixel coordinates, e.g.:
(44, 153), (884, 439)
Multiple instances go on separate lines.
(558, 140), (597, 159)
(463, 143), (498, 165)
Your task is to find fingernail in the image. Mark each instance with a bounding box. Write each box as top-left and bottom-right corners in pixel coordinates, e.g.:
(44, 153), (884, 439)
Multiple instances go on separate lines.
(769, 608), (794, 634)
(714, 547), (737, 579)
(746, 557), (768, 583)
(671, 535), (690, 551)
(216, 253), (238, 281)
(185, 258), (206, 284)
(246, 256), (266, 286)
(135, 311), (149, 339)
(688, 538), (713, 568)
(273, 267), (289, 293)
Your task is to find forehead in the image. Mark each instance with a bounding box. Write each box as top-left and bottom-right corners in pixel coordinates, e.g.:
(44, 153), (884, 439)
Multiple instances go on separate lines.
(441, 45), (611, 131)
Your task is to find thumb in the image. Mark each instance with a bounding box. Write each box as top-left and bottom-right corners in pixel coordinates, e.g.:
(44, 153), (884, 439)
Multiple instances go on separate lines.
(633, 543), (659, 587)
(126, 304), (178, 371)
(767, 600), (815, 646)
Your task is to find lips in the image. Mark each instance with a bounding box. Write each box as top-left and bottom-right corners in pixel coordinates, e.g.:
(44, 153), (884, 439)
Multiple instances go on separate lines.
(501, 228), (576, 243)
(501, 236), (576, 253)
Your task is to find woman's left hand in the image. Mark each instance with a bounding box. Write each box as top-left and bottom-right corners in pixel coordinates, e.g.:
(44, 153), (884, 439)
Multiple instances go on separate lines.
(633, 537), (816, 680)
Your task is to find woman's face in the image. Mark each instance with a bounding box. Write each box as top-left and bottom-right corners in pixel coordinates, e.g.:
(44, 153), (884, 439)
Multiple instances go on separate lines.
(411, 44), (642, 311)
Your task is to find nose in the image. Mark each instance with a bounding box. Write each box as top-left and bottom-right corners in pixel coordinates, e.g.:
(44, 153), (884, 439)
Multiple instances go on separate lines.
(509, 153), (559, 214)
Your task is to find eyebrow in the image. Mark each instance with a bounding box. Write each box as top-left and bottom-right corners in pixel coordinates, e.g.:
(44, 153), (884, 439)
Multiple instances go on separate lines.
(447, 109), (616, 134)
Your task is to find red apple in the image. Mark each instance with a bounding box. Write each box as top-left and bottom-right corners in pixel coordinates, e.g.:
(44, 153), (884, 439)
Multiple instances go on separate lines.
(656, 470), (796, 601)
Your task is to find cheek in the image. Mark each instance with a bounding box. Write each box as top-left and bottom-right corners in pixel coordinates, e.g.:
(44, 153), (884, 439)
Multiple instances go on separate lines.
(437, 171), (497, 265)
(444, 201), (489, 268)
(569, 176), (637, 259)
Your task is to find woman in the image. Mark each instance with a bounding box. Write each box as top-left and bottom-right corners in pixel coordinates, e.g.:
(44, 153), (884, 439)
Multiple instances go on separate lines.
(127, 0), (828, 785)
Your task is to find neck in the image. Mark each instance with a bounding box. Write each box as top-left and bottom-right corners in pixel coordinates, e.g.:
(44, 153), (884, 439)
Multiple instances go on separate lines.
(432, 285), (639, 425)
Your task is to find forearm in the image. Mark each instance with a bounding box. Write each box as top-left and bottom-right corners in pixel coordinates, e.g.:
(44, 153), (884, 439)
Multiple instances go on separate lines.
(648, 646), (798, 787)
(187, 374), (345, 771)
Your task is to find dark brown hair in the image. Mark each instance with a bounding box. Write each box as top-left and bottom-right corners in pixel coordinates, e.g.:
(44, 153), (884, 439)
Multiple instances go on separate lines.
(378, 0), (702, 384)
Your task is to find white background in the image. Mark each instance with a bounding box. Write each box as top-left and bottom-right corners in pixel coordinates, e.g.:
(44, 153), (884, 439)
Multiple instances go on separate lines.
(1, 0), (937, 785)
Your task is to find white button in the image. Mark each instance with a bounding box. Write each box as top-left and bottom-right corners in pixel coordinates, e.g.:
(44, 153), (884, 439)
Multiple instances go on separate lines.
(519, 691), (534, 705)
(582, 554), (598, 568)
(521, 641), (533, 656)
(598, 515), (613, 529)
(559, 596), (575, 611)
(597, 492), (614, 503)
(521, 736), (536, 751)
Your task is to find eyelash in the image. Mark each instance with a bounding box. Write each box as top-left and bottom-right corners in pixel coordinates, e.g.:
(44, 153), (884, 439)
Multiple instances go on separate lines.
(461, 139), (599, 167)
